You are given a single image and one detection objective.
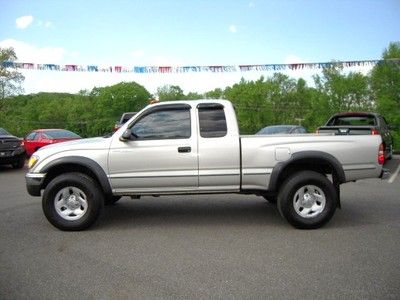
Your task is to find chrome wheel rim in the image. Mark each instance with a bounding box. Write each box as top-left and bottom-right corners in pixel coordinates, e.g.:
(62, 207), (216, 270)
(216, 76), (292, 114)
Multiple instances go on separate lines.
(54, 187), (88, 221)
(293, 185), (326, 218)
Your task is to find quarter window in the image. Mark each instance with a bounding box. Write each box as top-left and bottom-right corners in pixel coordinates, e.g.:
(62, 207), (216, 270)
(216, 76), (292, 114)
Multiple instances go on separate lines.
(131, 107), (191, 140)
(198, 105), (227, 138)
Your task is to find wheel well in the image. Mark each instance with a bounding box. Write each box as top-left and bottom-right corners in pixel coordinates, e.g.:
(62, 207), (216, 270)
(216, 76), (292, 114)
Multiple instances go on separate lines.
(274, 158), (341, 192)
(42, 163), (108, 195)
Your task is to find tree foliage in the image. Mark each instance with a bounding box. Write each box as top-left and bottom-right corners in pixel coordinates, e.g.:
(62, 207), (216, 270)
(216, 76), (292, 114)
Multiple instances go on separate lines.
(0, 47), (25, 101)
(0, 82), (150, 137)
(157, 85), (185, 101)
(370, 42), (400, 149)
(0, 43), (399, 149)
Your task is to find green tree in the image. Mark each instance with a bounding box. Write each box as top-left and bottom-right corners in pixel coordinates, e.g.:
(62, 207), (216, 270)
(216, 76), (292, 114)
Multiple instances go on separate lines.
(225, 76), (273, 133)
(157, 85), (185, 101)
(204, 88), (224, 99)
(89, 82), (150, 136)
(185, 92), (203, 100)
(0, 47), (25, 101)
(370, 42), (400, 150)
(313, 63), (373, 114)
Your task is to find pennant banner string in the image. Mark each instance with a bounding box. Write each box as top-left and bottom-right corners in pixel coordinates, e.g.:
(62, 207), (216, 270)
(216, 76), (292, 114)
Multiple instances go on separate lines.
(2, 59), (400, 74)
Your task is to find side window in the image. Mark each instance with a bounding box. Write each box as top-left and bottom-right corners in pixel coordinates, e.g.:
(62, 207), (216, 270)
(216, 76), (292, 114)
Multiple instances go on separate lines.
(198, 105), (227, 138)
(131, 107), (191, 140)
(298, 127), (307, 134)
(26, 132), (37, 141)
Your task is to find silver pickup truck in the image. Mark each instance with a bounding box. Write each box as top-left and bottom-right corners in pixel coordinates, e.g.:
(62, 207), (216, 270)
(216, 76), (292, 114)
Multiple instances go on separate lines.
(26, 99), (388, 231)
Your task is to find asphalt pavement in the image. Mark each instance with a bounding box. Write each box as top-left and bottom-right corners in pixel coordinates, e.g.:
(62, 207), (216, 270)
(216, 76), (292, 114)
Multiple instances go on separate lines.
(0, 158), (399, 299)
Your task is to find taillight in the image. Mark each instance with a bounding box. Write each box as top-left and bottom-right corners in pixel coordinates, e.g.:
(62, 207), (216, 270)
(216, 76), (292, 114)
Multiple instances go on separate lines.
(378, 143), (385, 165)
(371, 129), (380, 135)
(21, 140), (24, 146)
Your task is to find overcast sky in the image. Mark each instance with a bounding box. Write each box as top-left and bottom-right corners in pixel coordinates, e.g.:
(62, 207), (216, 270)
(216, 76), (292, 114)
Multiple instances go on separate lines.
(1, 0), (399, 94)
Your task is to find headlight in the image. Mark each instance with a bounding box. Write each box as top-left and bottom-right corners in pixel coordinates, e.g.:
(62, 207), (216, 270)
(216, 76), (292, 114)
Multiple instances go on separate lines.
(28, 155), (39, 169)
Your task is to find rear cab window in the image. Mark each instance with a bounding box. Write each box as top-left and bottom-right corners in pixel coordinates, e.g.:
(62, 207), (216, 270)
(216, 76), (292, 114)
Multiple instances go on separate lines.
(328, 115), (376, 126)
(198, 103), (227, 138)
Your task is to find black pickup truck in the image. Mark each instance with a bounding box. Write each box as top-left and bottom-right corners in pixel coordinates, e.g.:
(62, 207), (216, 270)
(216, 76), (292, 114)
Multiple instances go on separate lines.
(0, 128), (26, 169)
(318, 112), (394, 160)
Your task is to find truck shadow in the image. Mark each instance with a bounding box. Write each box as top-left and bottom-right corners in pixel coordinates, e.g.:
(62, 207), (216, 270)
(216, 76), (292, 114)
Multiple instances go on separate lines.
(98, 191), (400, 230)
(99, 196), (285, 229)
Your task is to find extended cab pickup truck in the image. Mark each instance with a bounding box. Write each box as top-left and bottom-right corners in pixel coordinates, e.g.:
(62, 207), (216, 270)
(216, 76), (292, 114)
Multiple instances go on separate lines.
(26, 100), (388, 231)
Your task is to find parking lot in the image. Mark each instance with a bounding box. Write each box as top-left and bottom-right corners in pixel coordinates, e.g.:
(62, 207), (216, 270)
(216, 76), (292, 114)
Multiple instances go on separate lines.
(1, 158), (399, 299)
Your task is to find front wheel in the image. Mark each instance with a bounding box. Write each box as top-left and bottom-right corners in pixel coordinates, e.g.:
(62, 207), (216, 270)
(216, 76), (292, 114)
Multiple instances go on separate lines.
(42, 172), (104, 231)
(277, 171), (338, 229)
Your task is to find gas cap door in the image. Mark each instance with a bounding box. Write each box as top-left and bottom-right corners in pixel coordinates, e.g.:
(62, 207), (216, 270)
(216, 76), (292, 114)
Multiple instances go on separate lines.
(275, 147), (291, 161)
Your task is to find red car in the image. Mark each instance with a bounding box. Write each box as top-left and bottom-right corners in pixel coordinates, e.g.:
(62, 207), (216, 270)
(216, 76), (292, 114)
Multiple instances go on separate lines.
(24, 129), (81, 156)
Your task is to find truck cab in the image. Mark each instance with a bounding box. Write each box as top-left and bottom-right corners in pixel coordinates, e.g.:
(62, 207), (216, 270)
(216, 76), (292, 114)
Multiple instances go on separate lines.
(109, 100), (241, 194)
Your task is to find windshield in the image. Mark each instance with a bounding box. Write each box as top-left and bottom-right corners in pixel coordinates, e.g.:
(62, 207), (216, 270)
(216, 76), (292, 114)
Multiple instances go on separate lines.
(0, 128), (11, 135)
(44, 130), (81, 139)
(258, 126), (292, 134)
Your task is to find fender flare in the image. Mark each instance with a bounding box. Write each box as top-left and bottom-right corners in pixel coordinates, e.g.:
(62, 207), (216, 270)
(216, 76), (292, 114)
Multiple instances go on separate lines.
(268, 151), (346, 192)
(41, 156), (112, 196)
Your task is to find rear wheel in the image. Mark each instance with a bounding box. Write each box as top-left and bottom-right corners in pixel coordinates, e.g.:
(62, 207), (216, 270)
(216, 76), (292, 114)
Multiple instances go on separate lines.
(277, 171), (338, 229)
(42, 172), (104, 231)
(387, 144), (393, 160)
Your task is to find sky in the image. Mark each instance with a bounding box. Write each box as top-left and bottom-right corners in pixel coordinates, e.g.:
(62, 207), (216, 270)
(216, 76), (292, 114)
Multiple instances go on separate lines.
(1, 0), (399, 95)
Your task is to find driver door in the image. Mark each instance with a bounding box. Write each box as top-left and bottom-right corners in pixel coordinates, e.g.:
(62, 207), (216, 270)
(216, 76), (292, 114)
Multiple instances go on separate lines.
(108, 104), (199, 194)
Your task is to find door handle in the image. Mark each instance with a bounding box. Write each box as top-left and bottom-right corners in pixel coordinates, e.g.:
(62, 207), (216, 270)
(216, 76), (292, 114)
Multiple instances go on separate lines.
(178, 146), (191, 153)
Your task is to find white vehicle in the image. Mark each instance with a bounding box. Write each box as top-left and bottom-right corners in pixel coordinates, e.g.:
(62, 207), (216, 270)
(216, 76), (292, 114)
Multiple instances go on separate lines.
(26, 100), (389, 230)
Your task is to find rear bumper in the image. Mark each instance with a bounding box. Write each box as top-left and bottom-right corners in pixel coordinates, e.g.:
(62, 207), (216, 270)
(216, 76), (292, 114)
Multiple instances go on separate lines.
(26, 173), (46, 196)
(380, 168), (391, 180)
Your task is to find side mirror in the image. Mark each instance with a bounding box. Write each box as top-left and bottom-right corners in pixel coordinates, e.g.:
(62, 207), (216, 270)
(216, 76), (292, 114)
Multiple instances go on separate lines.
(120, 129), (133, 141)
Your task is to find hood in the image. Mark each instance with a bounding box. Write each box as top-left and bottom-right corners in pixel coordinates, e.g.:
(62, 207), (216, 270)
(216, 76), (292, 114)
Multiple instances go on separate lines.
(0, 135), (20, 140)
(35, 137), (112, 156)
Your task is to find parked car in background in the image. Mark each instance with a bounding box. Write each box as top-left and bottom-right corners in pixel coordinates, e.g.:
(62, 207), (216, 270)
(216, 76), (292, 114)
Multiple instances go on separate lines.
(24, 129), (81, 156)
(114, 112), (137, 131)
(256, 125), (307, 135)
(0, 128), (25, 169)
(318, 112), (394, 160)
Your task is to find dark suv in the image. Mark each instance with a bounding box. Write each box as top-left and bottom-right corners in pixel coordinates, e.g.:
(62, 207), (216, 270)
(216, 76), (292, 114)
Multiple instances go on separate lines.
(113, 112), (137, 131)
(0, 128), (26, 169)
(318, 112), (394, 160)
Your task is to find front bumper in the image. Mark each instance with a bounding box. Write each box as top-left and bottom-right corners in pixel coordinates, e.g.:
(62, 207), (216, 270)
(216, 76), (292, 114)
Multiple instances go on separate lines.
(26, 173), (46, 196)
(0, 150), (25, 165)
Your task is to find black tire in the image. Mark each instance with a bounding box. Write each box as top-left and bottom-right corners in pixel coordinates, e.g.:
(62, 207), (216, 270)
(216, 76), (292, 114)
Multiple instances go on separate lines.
(263, 195), (277, 204)
(105, 196), (121, 205)
(277, 171), (338, 229)
(42, 172), (104, 231)
(12, 157), (25, 169)
(386, 144), (393, 160)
